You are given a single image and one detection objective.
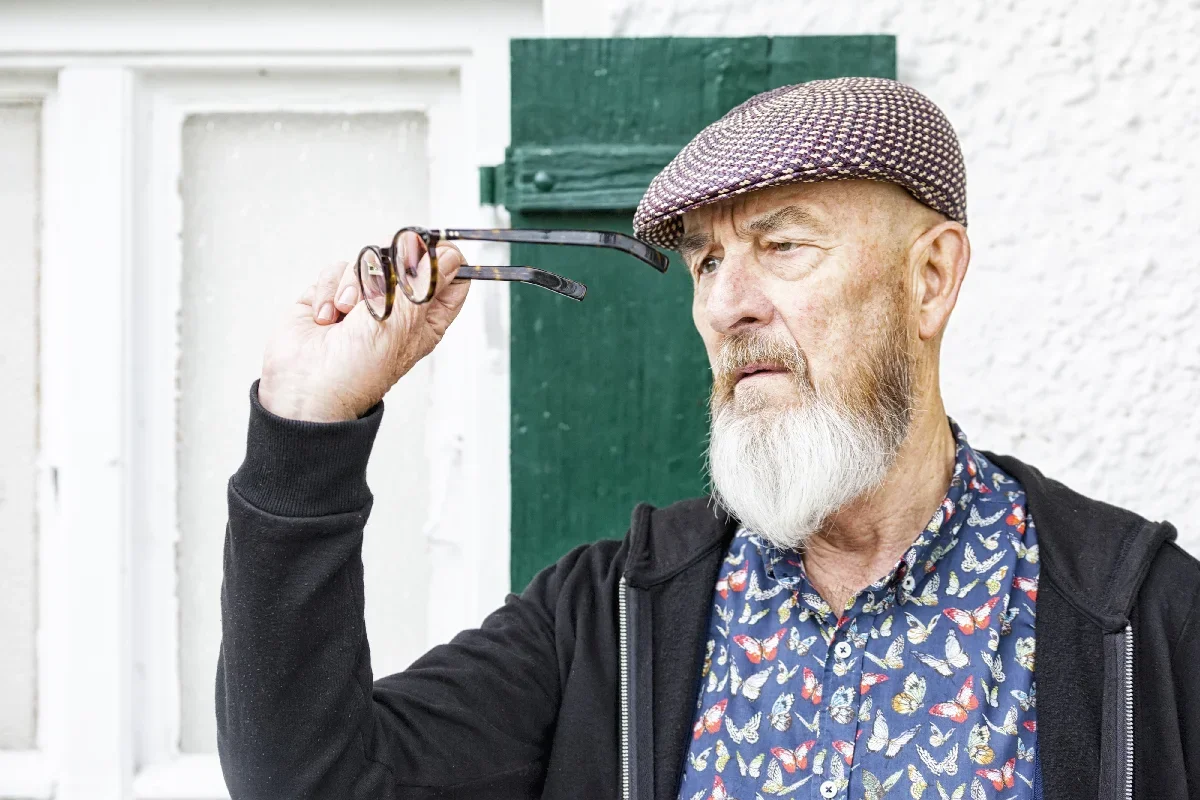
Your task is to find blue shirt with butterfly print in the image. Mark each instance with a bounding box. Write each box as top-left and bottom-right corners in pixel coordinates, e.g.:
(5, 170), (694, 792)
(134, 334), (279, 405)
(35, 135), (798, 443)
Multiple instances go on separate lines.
(678, 422), (1039, 800)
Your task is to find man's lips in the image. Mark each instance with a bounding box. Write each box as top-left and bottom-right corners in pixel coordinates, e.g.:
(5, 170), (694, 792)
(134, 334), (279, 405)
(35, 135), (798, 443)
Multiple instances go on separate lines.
(735, 362), (789, 382)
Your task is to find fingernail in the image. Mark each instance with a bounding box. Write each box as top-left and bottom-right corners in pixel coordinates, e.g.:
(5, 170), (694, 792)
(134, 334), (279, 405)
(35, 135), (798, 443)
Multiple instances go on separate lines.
(317, 302), (334, 322)
(338, 286), (356, 307)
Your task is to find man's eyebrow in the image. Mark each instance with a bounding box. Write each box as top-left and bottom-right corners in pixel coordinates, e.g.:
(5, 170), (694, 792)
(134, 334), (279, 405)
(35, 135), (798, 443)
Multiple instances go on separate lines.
(677, 231), (713, 259)
(742, 205), (831, 237)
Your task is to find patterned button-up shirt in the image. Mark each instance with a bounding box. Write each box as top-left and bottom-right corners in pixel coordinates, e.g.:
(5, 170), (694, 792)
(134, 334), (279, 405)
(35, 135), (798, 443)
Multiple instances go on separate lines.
(678, 423), (1039, 800)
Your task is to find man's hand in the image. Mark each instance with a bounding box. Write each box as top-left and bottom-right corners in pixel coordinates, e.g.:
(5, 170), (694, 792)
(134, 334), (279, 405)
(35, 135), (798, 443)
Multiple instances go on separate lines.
(258, 244), (469, 422)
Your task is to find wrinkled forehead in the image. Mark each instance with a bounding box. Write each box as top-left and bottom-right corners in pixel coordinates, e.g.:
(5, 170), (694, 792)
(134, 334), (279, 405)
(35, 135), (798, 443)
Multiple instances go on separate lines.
(680, 179), (911, 246)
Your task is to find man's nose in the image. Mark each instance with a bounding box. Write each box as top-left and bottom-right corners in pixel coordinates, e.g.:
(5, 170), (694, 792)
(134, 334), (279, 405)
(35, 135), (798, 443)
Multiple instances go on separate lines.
(704, 255), (773, 335)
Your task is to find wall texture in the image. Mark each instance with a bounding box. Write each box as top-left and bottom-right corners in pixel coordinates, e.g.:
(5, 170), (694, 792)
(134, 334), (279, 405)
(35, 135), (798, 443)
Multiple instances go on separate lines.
(596, 0), (1200, 547)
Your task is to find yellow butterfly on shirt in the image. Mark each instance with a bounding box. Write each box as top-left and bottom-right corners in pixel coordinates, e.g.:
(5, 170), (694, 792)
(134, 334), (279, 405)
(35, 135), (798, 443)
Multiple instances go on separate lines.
(985, 566), (1009, 596)
(866, 708), (922, 758)
(892, 673), (927, 715)
(907, 764), (929, 800)
(929, 723), (955, 747)
(865, 635), (906, 670)
(761, 757), (812, 795)
(777, 591), (799, 623)
(775, 661), (800, 684)
(967, 722), (995, 765)
(872, 615), (895, 639)
(909, 574), (942, 606)
(1015, 636), (1036, 671)
(936, 782), (966, 800)
(863, 769), (904, 800)
(906, 612), (940, 644)
(945, 571), (980, 599)
(714, 739), (730, 772)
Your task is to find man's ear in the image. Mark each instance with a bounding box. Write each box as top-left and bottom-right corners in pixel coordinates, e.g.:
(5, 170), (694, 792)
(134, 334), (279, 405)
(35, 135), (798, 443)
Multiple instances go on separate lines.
(911, 221), (970, 341)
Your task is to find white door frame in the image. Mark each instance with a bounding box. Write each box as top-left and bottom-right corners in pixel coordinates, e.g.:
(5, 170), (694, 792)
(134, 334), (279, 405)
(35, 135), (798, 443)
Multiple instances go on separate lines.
(0, 6), (529, 796)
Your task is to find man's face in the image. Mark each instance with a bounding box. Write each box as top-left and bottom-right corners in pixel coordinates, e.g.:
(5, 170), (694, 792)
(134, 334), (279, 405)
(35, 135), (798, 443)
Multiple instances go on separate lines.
(682, 179), (929, 549)
(682, 179), (915, 418)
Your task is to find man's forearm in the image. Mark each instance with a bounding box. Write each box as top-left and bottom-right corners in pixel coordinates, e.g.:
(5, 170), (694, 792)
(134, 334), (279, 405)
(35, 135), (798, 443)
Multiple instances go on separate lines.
(216, 382), (392, 799)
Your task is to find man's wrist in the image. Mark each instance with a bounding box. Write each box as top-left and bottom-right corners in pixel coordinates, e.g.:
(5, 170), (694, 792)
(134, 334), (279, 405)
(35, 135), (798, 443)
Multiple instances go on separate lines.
(258, 379), (358, 423)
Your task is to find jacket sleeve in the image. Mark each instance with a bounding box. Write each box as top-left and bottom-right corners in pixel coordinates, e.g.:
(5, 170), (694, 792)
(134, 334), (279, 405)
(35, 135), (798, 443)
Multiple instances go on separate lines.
(216, 383), (562, 799)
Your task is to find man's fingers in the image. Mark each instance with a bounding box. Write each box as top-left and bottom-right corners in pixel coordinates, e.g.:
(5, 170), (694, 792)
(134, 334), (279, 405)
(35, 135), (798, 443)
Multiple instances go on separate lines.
(333, 262), (360, 313)
(433, 244), (465, 295)
(297, 285), (316, 306)
(312, 261), (349, 324)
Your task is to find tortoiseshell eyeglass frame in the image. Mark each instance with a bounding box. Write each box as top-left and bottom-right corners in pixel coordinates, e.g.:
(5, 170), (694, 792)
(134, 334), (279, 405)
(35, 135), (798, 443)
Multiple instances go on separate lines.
(355, 226), (670, 322)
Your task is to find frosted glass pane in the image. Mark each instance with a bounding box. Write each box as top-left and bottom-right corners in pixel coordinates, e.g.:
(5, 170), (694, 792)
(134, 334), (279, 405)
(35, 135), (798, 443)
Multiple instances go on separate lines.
(0, 103), (40, 750)
(178, 113), (433, 753)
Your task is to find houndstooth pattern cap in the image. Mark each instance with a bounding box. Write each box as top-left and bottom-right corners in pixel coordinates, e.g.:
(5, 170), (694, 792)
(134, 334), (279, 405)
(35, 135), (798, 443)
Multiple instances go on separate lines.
(633, 77), (967, 249)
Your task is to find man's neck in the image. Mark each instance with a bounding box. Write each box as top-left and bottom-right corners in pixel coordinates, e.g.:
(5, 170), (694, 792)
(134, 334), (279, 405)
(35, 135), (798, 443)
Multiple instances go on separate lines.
(802, 400), (957, 614)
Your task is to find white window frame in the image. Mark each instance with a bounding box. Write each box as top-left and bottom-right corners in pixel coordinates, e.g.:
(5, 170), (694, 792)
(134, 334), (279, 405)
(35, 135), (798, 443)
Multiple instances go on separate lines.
(0, 19), (521, 800)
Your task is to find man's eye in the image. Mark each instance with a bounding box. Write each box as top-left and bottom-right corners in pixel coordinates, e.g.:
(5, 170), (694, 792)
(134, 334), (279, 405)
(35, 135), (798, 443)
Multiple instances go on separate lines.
(772, 241), (799, 253)
(697, 257), (720, 276)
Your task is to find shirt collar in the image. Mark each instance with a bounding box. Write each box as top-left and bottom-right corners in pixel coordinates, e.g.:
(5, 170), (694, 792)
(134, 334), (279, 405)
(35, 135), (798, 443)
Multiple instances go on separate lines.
(756, 418), (986, 615)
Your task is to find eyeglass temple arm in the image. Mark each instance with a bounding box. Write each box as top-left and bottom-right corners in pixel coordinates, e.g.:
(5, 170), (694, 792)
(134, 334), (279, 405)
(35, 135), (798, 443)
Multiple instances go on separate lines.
(454, 265), (586, 301)
(442, 229), (669, 273)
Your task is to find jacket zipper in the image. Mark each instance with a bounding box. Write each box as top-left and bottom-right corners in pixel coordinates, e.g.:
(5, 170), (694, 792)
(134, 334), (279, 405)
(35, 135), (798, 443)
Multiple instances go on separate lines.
(618, 576), (632, 800)
(1123, 623), (1134, 800)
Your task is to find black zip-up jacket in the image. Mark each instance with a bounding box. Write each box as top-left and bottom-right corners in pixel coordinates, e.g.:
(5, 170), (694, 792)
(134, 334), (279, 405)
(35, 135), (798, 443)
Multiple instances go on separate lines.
(217, 387), (1200, 800)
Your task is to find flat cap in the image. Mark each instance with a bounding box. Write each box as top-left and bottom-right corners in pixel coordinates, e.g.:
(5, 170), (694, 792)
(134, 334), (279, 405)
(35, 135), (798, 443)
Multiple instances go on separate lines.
(633, 76), (967, 249)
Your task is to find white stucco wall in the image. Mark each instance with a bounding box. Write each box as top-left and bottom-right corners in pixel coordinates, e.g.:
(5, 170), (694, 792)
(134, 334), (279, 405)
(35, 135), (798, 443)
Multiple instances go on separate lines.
(555, 0), (1200, 549)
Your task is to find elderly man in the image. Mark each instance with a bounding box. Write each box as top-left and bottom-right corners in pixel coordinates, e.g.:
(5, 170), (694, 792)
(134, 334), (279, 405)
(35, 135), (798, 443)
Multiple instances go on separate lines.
(217, 78), (1199, 800)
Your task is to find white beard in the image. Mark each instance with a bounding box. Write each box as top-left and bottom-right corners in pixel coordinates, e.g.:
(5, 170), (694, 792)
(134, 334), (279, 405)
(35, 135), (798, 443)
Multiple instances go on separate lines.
(707, 393), (903, 552)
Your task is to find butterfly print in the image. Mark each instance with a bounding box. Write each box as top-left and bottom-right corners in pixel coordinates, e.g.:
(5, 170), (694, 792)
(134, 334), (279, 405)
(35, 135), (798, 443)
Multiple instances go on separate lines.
(729, 663), (771, 701)
(966, 723), (994, 765)
(914, 630), (970, 677)
(892, 673), (927, 716)
(761, 757), (811, 795)
(929, 677), (980, 724)
(678, 425), (1037, 800)
(1013, 575), (1038, 601)
(694, 699), (727, 739)
(866, 709), (922, 758)
(861, 672), (890, 695)
(724, 712), (761, 745)
(800, 667), (823, 705)
(943, 597), (1000, 636)
(976, 757), (1016, 790)
(732, 629), (785, 664)
(916, 743), (960, 776)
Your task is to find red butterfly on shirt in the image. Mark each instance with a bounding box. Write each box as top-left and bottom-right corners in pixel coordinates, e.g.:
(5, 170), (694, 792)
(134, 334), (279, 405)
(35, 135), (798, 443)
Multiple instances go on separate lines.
(977, 757), (1017, 790)
(693, 699), (727, 739)
(800, 667), (823, 705)
(771, 740), (817, 772)
(715, 566), (749, 599)
(929, 676), (980, 724)
(1013, 576), (1038, 601)
(733, 628), (786, 663)
(943, 596), (1000, 635)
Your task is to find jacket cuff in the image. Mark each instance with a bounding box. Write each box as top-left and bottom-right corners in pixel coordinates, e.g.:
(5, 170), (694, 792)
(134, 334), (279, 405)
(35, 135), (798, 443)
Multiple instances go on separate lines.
(231, 380), (384, 517)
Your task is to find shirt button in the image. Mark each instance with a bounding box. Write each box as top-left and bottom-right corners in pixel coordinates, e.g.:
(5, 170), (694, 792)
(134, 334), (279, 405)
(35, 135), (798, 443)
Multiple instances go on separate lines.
(834, 641), (852, 659)
(820, 780), (838, 798)
(902, 574), (916, 591)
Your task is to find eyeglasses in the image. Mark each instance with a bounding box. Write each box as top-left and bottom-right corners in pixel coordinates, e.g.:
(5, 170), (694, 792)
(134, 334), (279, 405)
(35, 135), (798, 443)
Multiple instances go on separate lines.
(355, 227), (669, 321)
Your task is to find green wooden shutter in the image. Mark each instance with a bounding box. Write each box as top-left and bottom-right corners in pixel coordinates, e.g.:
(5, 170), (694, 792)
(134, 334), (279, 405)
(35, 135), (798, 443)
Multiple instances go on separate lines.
(499, 36), (896, 590)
